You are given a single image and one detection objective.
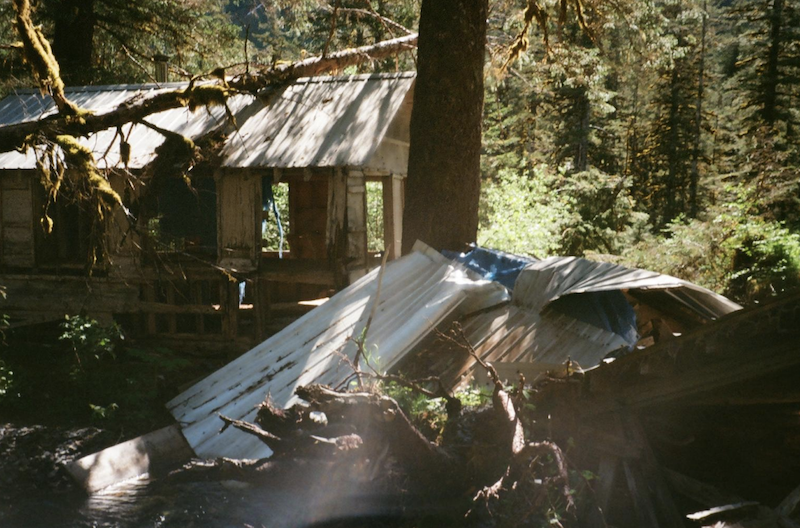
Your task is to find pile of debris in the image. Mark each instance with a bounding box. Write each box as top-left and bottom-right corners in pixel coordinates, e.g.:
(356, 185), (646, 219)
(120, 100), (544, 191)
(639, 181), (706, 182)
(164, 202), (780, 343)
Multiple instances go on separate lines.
(69, 243), (800, 528)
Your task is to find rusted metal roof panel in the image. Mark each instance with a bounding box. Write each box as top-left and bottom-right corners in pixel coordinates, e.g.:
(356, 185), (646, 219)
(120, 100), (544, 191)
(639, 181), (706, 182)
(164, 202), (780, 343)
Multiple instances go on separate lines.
(220, 73), (415, 169)
(513, 257), (741, 317)
(167, 242), (508, 460)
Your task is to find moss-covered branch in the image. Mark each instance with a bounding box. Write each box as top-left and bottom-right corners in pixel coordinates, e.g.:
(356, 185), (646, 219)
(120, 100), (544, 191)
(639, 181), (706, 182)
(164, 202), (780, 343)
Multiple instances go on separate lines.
(12, 0), (79, 115)
(0, 33), (417, 154)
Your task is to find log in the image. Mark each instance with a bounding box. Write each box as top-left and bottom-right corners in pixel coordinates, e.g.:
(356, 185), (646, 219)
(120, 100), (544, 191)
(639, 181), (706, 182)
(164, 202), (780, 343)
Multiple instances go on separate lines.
(0, 34), (418, 153)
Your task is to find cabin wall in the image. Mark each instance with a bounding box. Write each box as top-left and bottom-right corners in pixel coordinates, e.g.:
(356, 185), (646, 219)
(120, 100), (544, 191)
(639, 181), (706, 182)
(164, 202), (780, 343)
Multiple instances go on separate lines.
(216, 169), (260, 272)
(0, 169), (35, 269)
(106, 170), (140, 276)
(346, 168), (368, 282)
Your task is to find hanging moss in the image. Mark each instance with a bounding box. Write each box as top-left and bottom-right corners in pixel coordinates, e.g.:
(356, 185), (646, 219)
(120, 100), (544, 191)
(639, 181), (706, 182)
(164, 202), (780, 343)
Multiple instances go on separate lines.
(13, 0), (80, 115)
(54, 135), (122, 209)
(179, 84), (230, 112)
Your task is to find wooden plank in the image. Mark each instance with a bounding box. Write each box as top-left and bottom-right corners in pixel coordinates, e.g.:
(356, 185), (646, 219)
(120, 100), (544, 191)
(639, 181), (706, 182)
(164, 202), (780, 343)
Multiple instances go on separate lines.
(66, 424), (195, 493)
(587, 455), (619, 528)
(663, 469), (746, 508)
(217, 171), (258, 271)
(622, 414), (684, 528)
(258, 259), (337, 285)
(193, 282), (205, 335)
(585, 293), (800, 414)
(686, 502), (760, 523)
(346, 169), (367, 272)
(779, 483), (800, 518)
(623, 459), (661, 528)
(326, 168), (347, 284)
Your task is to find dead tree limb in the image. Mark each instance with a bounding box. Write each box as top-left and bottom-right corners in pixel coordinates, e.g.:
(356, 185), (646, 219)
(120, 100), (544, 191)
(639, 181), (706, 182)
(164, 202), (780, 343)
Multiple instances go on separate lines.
(219, 413), (282, 451)
(0, 33), (418, 153)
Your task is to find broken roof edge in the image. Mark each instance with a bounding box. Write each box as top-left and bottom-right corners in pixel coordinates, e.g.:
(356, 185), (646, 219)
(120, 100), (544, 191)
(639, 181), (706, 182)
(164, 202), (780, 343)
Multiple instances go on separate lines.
(513, 256), (741, 318)
(2, 73), (416, 98)
(166, 241), (509, 459)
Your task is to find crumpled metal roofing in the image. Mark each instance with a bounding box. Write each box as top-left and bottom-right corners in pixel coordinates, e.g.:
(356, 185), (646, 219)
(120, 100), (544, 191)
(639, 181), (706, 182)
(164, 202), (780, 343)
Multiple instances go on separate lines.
(0, 73), (415, 171)
(411, 253), (742, 390)
(167, 242), (508, 460)
(513, 257), (741, 318)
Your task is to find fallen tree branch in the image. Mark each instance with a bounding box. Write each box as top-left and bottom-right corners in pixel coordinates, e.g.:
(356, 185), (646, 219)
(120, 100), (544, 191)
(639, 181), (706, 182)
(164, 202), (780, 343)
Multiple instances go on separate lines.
(219, 413), (282, 451)
(0, 33), (418, 153)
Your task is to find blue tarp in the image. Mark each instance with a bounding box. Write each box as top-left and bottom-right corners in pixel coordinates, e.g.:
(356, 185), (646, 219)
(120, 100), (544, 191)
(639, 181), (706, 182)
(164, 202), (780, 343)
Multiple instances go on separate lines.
(443, 246), (536, 292)
(444, 246), (637, 345)
(549, 291), (638, 346)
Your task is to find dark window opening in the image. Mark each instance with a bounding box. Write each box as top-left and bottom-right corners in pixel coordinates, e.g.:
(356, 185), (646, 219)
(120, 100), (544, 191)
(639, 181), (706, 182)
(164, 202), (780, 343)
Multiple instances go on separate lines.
(34, 178), (97, 268)
(146, 176), (217, 254)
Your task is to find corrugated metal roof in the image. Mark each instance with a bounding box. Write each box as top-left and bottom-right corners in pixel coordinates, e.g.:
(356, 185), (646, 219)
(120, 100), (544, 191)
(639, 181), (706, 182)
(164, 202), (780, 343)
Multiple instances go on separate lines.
(513, 257), (741, 318)
(428, 303), (631, 390)
(407, 254), (742, 390)
(167, 242), (508, 460)
(0, 73), (415, 171)
(220, 73), (415, 169)
(0, 83), (244, 170)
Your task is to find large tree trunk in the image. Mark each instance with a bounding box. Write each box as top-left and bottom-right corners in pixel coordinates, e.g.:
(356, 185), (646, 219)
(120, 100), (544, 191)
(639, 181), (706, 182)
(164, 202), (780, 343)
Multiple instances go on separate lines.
(50, 0), (95, 85)
(401, 0), (487, 254)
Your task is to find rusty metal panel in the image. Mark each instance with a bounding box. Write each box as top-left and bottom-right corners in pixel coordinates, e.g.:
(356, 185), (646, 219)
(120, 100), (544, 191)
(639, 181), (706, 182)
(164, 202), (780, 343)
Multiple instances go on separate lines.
(167, 242), (508, 460)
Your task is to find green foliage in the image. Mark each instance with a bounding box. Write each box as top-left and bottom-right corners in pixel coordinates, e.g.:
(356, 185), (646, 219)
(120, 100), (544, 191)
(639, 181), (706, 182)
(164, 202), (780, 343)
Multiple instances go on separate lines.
(0, 316), (195, 433)
(556, 168), (650, 256)
(366, 181), (384, 253)
(621, 185), (800, 302)
(262, 182), (290, 252)
(478, 166), (648, 258)
(478, 167), (569, 258)
(382, 382), (493, 441)
(0, 359), (13, 399)
(89, 402), (119, 421)
(59, 315), (123, 365)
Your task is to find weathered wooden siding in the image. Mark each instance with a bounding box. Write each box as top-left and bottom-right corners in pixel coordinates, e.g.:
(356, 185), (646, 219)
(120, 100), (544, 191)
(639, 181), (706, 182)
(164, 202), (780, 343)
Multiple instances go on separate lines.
(383, 174), (404, 259)
(217, 170), (260, 271)
(346, 169), (368, 282)
(0, 170), (35, 268)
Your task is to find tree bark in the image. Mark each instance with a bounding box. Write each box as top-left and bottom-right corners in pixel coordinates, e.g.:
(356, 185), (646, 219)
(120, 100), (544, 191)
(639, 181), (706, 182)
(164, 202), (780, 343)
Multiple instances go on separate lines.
(50, 0), (95, 85)
(401, 0), (487, 254)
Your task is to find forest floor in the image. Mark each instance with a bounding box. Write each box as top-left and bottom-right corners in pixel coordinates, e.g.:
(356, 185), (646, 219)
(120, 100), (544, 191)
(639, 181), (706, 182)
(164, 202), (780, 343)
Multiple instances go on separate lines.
(0, 320), (224, 526)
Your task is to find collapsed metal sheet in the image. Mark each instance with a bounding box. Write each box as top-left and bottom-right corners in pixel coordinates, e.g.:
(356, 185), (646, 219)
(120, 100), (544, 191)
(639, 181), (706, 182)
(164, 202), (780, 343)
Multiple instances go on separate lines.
(411, 253), (742, 390)
(167, 242), (508, 460)
(513, 257), (741, 317)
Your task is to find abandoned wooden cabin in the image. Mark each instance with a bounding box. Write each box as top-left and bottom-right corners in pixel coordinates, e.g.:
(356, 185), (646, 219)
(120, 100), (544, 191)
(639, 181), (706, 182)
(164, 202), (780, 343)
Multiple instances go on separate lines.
(0, 73), (414, 349)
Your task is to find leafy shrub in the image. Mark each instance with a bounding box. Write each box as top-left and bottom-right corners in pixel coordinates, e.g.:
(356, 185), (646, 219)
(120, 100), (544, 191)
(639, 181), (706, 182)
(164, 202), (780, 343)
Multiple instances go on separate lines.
(478, 167), (570, 258)
(620, 185), (800, 303)
(555, 168), (650, 256)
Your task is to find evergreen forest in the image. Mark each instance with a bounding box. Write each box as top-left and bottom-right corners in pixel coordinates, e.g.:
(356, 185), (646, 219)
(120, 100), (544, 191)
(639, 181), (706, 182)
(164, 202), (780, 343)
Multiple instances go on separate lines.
(1, 0), (799, 304)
